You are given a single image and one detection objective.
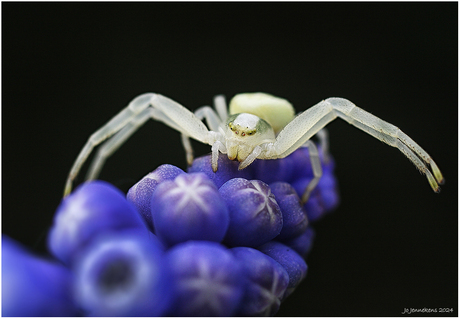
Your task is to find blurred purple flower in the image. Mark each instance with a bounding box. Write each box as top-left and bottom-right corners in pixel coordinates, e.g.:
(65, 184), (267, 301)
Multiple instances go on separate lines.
(2, 235), (78, 316)
(48, 181), (147, 265)
(72, 230), (171, 316)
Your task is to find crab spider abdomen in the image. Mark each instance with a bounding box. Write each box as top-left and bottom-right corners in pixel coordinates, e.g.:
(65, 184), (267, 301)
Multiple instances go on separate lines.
(229, 93), (295, 134)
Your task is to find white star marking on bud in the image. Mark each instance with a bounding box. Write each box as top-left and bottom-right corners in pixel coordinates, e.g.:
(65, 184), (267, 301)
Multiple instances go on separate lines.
(162, 175), (215, 213)
(54, 198), (90, 241)
(239, 181), (278, 223)
(179, 259), (235, 315)
(256, 268), (282, 316)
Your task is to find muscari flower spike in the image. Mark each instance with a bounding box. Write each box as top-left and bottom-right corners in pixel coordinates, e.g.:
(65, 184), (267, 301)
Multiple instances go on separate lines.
(3, 144), (339, 316)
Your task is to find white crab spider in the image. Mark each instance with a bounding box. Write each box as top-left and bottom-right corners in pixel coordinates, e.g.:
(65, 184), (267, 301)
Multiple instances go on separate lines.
(64, 92), (444, 202)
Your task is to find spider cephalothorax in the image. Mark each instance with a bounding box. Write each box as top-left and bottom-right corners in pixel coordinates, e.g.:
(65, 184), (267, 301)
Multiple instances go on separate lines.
(224, 113), (275, 162)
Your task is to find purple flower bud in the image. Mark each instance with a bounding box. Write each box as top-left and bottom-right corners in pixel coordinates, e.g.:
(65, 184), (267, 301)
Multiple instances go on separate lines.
(48, 180), (147, 265)
(231, 246), (289, 316)
(2, 235), (78, 316)
(219, 178), (283, 247)
(322, 152), (336, 171)
(165, 241), (244, 316)
(253, 154), (296, 184)
(151, 173), (229, 247)
(188, 152), (254, 188)
(258, 241), (308, 299)
(73, 230), (172, 316)
(253, 146), (329, 185)
(290, 145), (335, 180)
(289, 147), (316, 180)
(317, 164), (340, 212)
(270, 182), (309, 240)
(280, 226), (316, 257)
(127, 164), (185, 231)
(291, 178), (327, 222)
(289, 148), (339, 220)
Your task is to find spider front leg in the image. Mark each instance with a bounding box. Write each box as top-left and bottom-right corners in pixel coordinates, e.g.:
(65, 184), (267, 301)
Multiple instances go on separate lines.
(64, 93), (212, 197)
(327, 97), (444, 191)
(64, 93), (156, 196)
(268, 98), (443, 192)
(85, 107), (163, 181)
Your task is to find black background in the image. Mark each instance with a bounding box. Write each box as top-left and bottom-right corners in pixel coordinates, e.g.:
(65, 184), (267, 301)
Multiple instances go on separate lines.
(2, 3), (457, 317)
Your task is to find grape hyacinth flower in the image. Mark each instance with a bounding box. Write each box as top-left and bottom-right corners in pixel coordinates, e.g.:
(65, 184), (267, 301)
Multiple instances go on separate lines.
(269, 181), (309, 241)
(188, 151), (255, 188)
(231, 246), (290, 316)
(290, 148), (339, 221)
(219, 178), (283, 247)
(281, 226), (316, 258)
(73, 230), (172, 316)
(258, 241), (308, 299)
(48, 180), (147, 265)
(127, 164), (185, 231)
(2, 145), (339, 316)
(2, 235), (79, 316)
(165, 241), (244, 316)
(151, 172), (229, 247)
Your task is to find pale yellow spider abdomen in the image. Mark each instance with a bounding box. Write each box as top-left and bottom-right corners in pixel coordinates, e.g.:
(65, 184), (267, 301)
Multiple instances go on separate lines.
(229, 93), (295, 134)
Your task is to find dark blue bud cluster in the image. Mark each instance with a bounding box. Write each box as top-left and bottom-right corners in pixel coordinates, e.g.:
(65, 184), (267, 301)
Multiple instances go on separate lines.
(2, 146), (339, 316)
